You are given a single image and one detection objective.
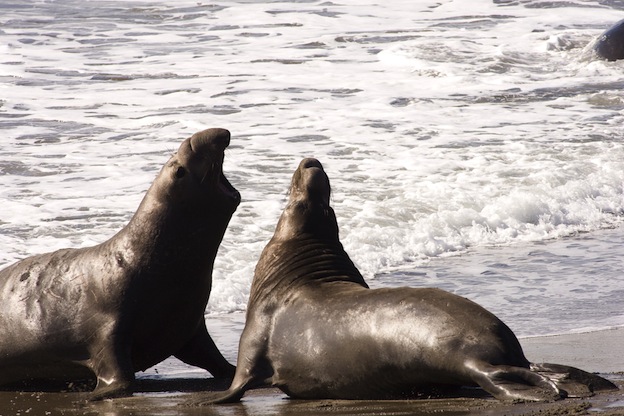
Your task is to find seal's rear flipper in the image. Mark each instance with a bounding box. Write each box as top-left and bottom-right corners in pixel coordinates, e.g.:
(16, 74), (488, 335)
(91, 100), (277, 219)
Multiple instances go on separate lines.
(530, 362), (618, 398)
(467, 361), (563, 402)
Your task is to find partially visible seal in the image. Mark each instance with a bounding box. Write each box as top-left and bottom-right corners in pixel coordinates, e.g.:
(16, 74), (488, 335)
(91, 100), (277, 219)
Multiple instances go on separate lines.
(585, 19), (624, 61)
(205, 158), (617, 404)
(0, 128), (241, 400)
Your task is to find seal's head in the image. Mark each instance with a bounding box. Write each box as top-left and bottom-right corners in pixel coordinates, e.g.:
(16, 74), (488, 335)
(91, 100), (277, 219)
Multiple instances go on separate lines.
(159, 128), (241, 213)
(289, 158), (331, 205)
(273, 158), (338, 241)
(249, 157), (367, 311)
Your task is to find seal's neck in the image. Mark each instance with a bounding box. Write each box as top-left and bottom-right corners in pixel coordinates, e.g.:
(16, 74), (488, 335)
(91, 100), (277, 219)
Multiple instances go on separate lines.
(248, 237), (369, 309)
(110, 184), (231, 273)
(273, 201), (340, 241)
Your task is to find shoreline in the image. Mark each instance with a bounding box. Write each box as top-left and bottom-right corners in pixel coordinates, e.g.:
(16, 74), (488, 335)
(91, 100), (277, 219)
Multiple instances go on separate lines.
(520, 326), (624, 374)
(1, 328), (622, 416)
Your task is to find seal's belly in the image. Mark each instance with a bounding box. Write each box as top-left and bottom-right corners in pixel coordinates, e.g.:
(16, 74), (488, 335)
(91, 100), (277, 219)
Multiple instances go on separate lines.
(267, 296), (485, 398)
(269, 328), (473, 400)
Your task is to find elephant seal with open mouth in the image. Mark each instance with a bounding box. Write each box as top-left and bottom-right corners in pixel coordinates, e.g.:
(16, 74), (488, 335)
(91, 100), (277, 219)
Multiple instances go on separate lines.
(0, 128), (240, 400)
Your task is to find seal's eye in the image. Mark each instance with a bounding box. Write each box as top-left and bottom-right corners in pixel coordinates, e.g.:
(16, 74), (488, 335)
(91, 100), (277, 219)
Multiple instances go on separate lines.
(175, 166), (186, 179)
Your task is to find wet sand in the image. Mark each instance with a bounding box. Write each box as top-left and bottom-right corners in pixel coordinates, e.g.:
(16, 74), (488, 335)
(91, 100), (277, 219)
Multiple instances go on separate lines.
(521, 327), (624, 374)
(1, 328), (623, 416)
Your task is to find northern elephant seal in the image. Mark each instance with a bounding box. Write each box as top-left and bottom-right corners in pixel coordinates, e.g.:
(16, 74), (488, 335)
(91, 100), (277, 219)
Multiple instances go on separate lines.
(0, 128), (240, 399)
(205, 158), (616, 403)
(585, 19), (624, 61)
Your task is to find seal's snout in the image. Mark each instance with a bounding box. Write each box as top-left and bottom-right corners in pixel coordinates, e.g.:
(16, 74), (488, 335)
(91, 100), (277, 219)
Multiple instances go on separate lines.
(290, 158), (330, 204)
(299, 158), (323, 171)
(189, 128), (231, 153)
(179, 128), (240, 207)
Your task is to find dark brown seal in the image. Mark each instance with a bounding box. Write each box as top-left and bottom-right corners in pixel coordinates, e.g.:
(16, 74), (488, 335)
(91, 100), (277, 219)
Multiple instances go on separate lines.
(0, 128), (240, 400)
(586, 19), (624, 61)
(205, 158), (616, 404)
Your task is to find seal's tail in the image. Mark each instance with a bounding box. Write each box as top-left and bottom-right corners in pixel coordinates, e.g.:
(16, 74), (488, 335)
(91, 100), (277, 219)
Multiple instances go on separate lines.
(530, 362), (618, 398)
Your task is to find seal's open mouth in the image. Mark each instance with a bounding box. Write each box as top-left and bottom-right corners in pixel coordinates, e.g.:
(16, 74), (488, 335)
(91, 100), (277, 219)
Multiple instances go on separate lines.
(219, 170), (241, 205)
(184, 128), (240, 205)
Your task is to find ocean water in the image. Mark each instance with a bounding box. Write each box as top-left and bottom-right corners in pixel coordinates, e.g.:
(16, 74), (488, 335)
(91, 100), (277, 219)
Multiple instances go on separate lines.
(2, 0), (624, 376)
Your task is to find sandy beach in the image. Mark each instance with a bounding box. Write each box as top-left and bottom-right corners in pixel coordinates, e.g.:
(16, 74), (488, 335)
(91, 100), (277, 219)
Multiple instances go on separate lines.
(520, 328), (624, 375)
(1, 328), (622, 416)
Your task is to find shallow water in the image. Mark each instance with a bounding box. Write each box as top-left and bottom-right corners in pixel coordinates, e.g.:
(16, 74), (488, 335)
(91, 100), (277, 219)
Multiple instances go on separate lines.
(2, 0), (624, 377)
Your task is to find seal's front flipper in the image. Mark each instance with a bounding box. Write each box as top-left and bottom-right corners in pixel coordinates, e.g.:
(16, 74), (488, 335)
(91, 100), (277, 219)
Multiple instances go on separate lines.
(530, 362), (618, 397)
(207, 385), (247, 404)
(184, 387), (245, 406)
(91, 377), (133, 401)
(183, 375), (259, 406)
(467, 361), (563, 402)
(174, 320), (235, 379)
(88, 333), (135, 401)
(90, 356), (134, 401)
(186, 326), (275, 405)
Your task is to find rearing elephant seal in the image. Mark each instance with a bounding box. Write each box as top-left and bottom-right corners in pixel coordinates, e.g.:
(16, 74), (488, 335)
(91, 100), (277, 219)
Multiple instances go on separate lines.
(206, 158), (616, 404)
(0, 128), (241, 400)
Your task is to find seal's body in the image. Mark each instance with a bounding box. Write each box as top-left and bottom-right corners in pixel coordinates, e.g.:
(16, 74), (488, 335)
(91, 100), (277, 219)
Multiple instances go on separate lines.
(587, 19), (624, 61)
(208, 158), (616, 404)
(0, 128), (240, 399)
